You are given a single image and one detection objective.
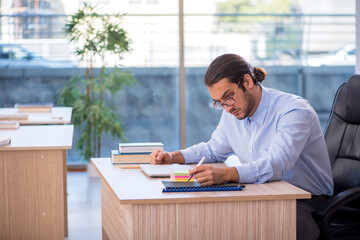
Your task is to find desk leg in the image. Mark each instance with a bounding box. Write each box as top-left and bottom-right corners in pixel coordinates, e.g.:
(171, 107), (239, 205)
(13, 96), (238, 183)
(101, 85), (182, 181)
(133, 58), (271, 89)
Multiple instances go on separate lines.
(0, 150), (65, 240)
(63, 150), (68, 237)
(101, 180), (134, 240)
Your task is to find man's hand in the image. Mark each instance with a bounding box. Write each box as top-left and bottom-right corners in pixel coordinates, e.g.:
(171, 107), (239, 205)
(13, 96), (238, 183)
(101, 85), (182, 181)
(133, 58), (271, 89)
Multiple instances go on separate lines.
(188, 165), (239, 186)
(150, 150), (186, 165)
(150, 150), (172, 165)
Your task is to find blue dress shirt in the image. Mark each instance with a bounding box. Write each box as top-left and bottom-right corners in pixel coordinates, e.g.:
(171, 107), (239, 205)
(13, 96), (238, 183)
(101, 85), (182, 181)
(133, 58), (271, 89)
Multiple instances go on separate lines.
(180, 85), (334, 196)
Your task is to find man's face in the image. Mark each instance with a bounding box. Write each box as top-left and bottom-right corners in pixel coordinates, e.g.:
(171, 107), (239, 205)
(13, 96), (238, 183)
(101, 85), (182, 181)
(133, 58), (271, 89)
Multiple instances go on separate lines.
(208, 77), (255, 120)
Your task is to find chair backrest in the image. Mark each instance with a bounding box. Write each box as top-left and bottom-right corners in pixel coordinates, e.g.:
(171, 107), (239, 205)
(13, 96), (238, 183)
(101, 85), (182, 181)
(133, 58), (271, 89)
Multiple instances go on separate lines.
(324, 75), (360, 195)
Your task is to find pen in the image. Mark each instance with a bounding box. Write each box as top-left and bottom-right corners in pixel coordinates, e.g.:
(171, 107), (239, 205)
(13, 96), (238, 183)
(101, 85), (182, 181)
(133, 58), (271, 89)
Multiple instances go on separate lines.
(187, 157), (206, 182)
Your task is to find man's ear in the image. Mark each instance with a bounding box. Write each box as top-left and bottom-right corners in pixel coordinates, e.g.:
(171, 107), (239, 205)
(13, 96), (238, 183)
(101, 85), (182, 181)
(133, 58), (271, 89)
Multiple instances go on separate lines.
(243, 74), (254, 89)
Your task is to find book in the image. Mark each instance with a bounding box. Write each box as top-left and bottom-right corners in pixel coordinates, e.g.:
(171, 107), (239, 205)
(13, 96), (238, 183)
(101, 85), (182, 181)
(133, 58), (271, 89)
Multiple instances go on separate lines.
(0, 137), (11, 147)
(162, 181), (244, 192)
(111, 150), (151, 164)
(118, 142), (164, 153)
(0, 121), (20, 129)
(15, 102), (53, 113)
(0, 113), (28, 121)
(140, 164), (192, 177)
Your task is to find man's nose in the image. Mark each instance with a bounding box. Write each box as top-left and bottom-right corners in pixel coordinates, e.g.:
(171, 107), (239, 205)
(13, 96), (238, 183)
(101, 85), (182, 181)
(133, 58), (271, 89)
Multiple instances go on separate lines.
(224, 105), (233, 113)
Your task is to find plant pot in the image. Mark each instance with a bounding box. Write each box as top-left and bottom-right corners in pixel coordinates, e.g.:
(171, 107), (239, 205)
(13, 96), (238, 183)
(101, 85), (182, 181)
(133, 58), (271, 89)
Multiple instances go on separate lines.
(87, 162), (100, 178)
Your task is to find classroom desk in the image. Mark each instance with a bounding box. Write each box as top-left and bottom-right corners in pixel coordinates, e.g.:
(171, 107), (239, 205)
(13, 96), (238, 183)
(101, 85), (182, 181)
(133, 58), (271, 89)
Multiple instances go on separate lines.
(0, 125), (73, 240)
(0, 107), (72, 125)
(92, 158), (311, 240)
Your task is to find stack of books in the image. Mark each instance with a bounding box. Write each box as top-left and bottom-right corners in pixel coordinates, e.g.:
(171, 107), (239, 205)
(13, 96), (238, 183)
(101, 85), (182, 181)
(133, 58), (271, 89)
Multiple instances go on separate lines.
(0, 121), (20, 129)
(15, 102), (53, 113)
(111, 142), (164, 168)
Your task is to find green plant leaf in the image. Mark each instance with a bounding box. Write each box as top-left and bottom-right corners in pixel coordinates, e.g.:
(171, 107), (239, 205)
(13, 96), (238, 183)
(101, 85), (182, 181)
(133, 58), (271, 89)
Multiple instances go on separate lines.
(104, 68), (137, 94)
(58, 3), (137, 161)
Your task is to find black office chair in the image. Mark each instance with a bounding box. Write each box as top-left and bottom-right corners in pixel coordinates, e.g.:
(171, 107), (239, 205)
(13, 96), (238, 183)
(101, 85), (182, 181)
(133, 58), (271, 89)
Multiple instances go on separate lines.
(313, 75), (360, 240)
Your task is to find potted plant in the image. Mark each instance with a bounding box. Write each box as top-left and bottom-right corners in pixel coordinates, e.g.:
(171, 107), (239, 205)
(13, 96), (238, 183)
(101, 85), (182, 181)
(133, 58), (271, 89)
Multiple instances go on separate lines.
(58, 3), (137, 167)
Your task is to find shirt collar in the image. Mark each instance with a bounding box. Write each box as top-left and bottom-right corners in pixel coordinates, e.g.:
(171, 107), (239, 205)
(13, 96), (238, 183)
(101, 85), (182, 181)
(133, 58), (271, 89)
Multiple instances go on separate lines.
(248, 85), (269, 126)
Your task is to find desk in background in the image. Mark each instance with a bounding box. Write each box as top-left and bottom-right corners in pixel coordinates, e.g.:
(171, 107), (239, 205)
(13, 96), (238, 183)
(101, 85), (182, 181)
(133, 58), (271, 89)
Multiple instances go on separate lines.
(0, 125), (73, 240)
(92, 158), (311, 240)
(0, 107), (72, 125)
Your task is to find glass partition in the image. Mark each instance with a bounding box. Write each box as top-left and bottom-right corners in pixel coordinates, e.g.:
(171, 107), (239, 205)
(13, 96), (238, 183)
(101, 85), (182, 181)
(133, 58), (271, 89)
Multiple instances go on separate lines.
(0, 0), (356, 163)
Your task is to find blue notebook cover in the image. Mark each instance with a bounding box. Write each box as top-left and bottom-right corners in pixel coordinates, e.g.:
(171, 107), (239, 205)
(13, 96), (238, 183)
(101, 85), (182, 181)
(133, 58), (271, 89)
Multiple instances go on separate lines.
(162, 181), (244, 192)
(112, 150), (151, 155)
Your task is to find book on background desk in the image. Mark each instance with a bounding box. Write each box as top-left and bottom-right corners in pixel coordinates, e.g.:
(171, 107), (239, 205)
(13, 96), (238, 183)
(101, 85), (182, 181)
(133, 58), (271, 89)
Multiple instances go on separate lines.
(111, 150), (150, 167)
(162, 181), (244, 192)
(0, 121), (20, 129)
(118, 142), (163, 153)
(0, 137), (11, 147)
(15, 102), (53, 113)
(0, 113), (28, 121)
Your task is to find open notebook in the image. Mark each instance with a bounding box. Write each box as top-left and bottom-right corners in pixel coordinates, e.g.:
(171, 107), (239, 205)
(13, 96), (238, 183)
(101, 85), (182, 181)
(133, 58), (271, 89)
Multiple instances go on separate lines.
(140, 164), (192, 177)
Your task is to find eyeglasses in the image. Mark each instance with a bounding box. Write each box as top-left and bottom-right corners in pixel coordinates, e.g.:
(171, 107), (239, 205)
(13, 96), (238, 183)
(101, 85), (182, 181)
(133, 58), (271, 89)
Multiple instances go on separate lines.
(213, 82), (241, 110)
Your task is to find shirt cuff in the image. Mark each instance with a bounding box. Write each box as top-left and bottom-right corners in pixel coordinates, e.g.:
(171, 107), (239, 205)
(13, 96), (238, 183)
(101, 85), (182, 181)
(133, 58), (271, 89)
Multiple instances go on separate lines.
(180, 148), (201, 164)
(235, 164), (256, 183)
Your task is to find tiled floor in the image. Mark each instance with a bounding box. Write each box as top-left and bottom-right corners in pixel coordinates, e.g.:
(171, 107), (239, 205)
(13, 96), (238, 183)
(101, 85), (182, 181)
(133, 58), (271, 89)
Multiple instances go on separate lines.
(65, 171), (102, 240)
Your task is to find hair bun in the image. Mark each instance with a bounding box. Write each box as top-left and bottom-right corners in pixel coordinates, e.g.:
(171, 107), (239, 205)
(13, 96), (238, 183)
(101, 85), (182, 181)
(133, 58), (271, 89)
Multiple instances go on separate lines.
(253, 67), (267, 83)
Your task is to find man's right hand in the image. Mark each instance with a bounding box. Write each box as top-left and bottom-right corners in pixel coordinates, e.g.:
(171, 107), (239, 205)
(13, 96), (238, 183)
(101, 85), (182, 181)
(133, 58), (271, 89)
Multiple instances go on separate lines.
(150, 150), (172, 165)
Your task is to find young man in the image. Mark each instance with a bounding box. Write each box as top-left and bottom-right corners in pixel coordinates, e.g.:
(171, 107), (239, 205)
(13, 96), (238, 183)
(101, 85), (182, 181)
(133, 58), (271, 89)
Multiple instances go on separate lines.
(150, 53), (333, 240)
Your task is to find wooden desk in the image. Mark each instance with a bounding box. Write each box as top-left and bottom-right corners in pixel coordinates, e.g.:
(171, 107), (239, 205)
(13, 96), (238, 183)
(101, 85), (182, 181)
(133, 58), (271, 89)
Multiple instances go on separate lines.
(0, 107), (72, 125)
(0, 125), (73, 240)
(92, 158), (311, 240)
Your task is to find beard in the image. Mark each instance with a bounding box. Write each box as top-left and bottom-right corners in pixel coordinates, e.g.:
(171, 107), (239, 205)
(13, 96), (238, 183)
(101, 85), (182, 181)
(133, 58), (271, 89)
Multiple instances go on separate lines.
(230, 90), (256, 120)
